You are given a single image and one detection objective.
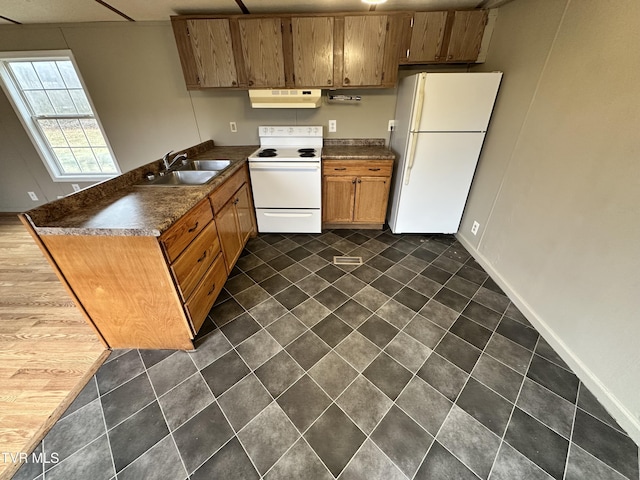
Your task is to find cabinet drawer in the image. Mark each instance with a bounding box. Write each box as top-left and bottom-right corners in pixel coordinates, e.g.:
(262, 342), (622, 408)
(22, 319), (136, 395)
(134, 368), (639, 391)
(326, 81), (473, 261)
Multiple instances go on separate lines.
(210, 165), (248, 214)
(185, 252), (227, 333)
(322, 160), (393, 177)
(161, 200), (214, 262)
(171, 221), (220, 301)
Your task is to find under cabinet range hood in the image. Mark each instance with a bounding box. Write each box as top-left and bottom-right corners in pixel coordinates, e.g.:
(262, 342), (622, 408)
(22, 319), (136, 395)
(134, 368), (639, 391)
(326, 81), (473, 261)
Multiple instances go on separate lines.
(248, 89), (322, 109)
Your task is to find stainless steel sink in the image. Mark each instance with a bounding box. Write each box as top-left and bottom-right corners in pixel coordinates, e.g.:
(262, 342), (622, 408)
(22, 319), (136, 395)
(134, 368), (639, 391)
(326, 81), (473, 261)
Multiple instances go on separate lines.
(141, 170), (219, 186)
(179, 160), (232, 171)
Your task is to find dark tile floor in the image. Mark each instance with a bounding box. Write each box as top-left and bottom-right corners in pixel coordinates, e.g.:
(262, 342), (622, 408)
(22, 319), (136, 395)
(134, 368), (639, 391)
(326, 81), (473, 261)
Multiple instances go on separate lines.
(14, 230), (639, 480)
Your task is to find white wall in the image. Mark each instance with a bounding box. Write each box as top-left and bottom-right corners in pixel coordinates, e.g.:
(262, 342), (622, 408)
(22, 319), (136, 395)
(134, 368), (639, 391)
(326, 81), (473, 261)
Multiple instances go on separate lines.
(460, 0), (640, 443)
(0, 22), (399, 211)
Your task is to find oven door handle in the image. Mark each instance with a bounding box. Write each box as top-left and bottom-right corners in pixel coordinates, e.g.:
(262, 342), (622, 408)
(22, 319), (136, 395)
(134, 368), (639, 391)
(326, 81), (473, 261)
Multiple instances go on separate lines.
(249, 162), (320, 170)
(263, 212), (314, 218)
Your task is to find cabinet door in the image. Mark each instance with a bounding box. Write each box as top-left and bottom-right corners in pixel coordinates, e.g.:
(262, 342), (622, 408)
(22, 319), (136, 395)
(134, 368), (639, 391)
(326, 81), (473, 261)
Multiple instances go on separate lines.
(343, 15), (387, 87)
(445, 10), (487, 62)
(238, 17), (286, 87)
(216, 199), (242, 274)
(187, 19), (239, 87)
(323, 176), (355, 223)
(235, 184), (255, 245)
(291, 17), (334, 87)
(406, 12), (448, 63)
(353, 176), (391, 224)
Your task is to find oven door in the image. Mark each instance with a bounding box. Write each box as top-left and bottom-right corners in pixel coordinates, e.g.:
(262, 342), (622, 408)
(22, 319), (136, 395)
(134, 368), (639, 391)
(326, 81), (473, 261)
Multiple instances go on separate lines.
(248, 161), (321, 208)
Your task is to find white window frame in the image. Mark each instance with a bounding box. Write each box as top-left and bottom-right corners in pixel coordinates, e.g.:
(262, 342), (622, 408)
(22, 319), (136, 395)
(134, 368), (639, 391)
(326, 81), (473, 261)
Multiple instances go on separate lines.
(0, 50), (121, 182)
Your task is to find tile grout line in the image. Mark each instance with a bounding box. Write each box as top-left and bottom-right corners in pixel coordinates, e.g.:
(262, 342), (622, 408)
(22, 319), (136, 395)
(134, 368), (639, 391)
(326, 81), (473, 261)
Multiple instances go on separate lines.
(97, 375), (117, 479)
(133, 349), (191, 480)
(562, 382), (580, 480)
(485, 332), (542, 479)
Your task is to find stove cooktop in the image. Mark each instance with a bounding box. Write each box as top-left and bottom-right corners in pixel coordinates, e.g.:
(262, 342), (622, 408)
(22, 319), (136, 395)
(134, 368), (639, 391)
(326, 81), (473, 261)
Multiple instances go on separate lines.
(249, 146), (322, 160)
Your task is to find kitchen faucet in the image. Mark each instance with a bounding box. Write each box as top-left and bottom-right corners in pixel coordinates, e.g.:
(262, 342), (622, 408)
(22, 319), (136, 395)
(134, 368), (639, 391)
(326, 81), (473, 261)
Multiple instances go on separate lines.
(162, 151), (188, 171)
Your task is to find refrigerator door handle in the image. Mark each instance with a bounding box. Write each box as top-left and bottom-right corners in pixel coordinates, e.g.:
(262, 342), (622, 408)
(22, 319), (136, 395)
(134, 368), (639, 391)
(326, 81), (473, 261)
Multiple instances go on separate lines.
(404, 132), (418, 185)
(410, 74), (426, 132)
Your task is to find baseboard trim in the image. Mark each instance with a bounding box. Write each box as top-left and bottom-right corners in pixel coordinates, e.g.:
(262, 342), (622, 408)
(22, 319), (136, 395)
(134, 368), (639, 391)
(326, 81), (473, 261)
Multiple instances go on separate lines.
(456, 233), (640, 447)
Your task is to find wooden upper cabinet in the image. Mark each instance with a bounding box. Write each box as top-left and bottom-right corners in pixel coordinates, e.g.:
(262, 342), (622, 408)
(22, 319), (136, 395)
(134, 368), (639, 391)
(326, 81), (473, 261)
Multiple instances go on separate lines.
(342, 15), (387, 87)
(291, 16), (334, 88)
(238, 17), (286, 88)
(445, 10), (488, 62)
(187, 19), (238, 87)
(405, 11), (448, 63)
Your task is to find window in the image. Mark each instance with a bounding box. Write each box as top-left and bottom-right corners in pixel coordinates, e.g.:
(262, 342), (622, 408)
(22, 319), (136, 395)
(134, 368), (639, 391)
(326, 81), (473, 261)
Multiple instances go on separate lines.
(0, 51), (120, 182)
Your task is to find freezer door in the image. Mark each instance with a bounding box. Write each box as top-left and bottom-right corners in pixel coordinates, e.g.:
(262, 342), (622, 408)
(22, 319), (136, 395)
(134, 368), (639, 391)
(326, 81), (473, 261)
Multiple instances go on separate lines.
(392, 132), (485, 234)
(417, 73), (502, 132)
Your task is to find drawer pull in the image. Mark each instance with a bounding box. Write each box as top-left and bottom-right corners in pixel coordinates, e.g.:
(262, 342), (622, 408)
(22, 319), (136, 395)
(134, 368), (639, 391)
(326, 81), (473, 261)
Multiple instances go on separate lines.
(207, 283), (216, 295)
(334, 167), (347, 171)
(197, 251), (207, 263)
(188, 221), (199, 233)
(369, 168), (381, 171)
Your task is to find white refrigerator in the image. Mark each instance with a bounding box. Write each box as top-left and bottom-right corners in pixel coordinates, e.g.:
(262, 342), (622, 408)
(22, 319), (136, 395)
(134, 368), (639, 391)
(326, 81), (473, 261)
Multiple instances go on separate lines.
(388, 72), (502, 234)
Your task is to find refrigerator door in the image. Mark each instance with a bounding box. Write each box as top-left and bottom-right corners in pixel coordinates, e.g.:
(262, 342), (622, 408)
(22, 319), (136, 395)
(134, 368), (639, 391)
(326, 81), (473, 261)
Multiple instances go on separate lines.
(388, 73), (425, 232)
(416, 72), (502, 132)
(391, 132), (486, 234)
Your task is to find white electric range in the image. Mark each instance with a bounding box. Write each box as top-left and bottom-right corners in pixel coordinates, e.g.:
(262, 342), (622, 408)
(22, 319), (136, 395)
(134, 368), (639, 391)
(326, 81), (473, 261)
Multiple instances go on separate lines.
(248, 126), (323, 233)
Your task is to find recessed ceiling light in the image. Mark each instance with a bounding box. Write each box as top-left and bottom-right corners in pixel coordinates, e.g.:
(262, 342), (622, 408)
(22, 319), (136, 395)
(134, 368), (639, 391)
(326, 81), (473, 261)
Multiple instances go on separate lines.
(362, 0), (387, 4)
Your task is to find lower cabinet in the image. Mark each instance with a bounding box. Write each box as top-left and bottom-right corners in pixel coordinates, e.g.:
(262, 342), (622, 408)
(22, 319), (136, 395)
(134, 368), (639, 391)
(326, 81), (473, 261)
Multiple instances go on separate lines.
(322, 159), (393, 228)
(39, 163), (256, 350)
(210, 168), (257, 273)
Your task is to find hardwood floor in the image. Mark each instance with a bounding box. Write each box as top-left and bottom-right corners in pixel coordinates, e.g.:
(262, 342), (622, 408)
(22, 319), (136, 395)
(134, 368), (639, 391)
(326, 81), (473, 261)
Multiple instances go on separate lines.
(0, 215), (107, 480)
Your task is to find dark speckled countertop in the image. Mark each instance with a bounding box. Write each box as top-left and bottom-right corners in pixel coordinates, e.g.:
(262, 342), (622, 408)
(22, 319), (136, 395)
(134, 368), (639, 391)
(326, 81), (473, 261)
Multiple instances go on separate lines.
(23, 138), (394, 237)
(24, 141), (258, 236)
(322, 138), (395, 160)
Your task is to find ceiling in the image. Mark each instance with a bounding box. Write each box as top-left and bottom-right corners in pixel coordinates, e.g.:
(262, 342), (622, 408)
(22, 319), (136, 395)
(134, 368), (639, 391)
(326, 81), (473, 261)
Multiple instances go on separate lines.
(0, 0), (510, 25)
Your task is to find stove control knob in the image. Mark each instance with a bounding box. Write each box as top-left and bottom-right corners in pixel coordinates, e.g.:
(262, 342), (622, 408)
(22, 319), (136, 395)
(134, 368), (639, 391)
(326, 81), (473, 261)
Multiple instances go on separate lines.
(288, 127), (294, 135)
(269, 127), (275, 134)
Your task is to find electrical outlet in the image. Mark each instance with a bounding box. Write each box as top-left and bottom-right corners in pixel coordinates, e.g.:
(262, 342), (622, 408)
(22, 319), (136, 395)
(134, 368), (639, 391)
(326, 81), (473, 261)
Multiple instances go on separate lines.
(328, 120), (337, 133)
(388, 120), (396, 131)
(71, 184), (80, 192)
(471, 221), (480, 236)
(230, 121), (237, 133)
(28, 191), (38, 201)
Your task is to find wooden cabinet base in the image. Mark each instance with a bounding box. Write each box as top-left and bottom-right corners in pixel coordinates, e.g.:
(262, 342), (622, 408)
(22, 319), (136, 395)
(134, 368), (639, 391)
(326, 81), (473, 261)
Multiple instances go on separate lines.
(40, 235), (195, 350)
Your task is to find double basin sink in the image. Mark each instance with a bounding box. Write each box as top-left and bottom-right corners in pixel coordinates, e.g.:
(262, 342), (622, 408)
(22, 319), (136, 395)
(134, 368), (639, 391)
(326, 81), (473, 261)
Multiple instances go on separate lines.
(142, 160), (232, 186)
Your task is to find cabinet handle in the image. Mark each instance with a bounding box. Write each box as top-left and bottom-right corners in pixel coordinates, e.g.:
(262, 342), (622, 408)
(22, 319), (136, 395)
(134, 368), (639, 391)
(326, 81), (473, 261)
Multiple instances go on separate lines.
(231, 81), (237, 86)
(327, 80), (332, 85)
(197, 251), (207, 263)
(352, 179), (356, 184)
(248, 80), (254, 86)
(234, 198), (239, 205)
(344, 77), (350, 84)
(188, 221), (199, 233)
(357, 179), (362, 183)
(334, 167), (347, 171)
(369, 168), (380, 171)
(207, 283), (216, 295)
(447, 55), (453, 60)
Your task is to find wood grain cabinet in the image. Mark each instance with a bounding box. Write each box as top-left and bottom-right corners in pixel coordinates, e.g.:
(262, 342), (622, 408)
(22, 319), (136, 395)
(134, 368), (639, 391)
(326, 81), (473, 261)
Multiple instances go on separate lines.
(290, 16), (334, 87)
(237, 17), (286, 88)
(38, 164), (256, 350)
(339, 14), (405, 88)
(322, 160), (393, 229)
(186, 18), (239, 87)
(401, 10), (488, 64)
(210, 166), (257, 273)
(172, 10), (488, 90)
